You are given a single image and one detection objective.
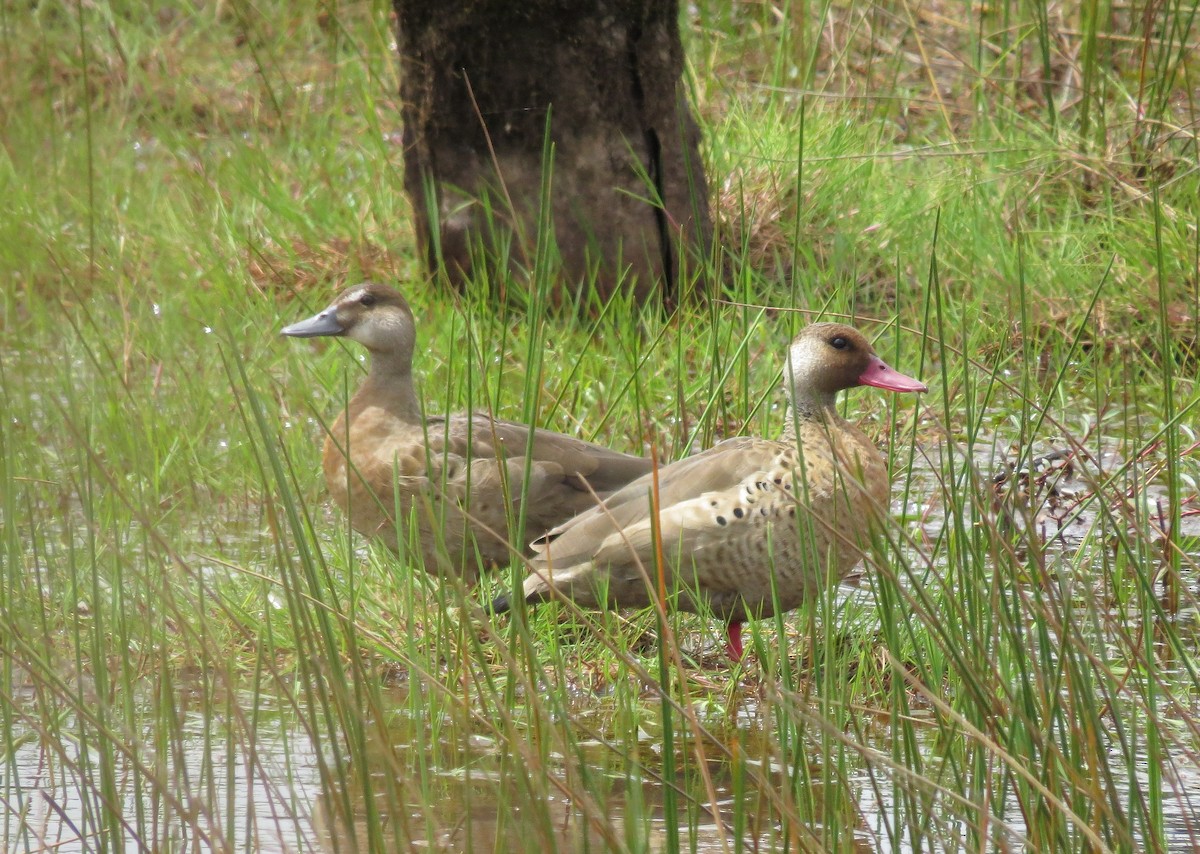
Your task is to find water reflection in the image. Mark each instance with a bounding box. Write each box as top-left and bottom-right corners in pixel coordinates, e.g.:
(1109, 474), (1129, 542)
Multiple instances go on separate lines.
(5, 667), (1200, 852)
(308, 689), (881, 853)
(5, 434), (1200, 852)
(4, 700), (323, 852)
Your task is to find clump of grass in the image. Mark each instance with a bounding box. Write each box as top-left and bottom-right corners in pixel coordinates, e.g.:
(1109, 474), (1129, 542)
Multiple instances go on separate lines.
(3, 0), (1199, 850)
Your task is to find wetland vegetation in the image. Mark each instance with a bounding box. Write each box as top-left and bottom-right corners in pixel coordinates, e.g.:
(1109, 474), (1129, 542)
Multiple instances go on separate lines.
(2, 0), (1199, 850)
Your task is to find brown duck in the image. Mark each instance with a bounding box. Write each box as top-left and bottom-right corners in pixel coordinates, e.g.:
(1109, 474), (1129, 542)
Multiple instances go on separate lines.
(282, 283), (653, 579)
(492, 323), (926, 659)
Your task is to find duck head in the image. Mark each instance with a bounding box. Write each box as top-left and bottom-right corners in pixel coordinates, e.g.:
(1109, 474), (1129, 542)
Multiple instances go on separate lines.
(282, 283), (416, 369)
(786, 323), (926, 411)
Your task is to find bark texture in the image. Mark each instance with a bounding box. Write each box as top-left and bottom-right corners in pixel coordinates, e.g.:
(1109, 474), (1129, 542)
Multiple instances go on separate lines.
(394, 0), (712, 304)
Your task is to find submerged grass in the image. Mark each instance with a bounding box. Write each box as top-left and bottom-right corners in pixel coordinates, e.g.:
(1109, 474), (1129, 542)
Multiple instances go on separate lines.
(3, 0), (1199, 851)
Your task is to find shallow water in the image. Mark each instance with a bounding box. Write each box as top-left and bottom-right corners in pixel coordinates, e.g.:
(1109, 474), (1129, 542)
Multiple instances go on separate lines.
(6, 679), (1200, 852)
(4, 699), (322, 852)
(5, 439), (1199, 851)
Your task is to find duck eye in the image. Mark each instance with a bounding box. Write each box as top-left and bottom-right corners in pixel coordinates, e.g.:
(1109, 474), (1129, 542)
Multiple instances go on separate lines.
(830, 336), (849, 350)
(359, 293), (376, 307)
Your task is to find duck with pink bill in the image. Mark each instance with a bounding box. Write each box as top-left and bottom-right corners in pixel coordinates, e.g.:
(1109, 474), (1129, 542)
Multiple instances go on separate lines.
(492, 322), (926, 660)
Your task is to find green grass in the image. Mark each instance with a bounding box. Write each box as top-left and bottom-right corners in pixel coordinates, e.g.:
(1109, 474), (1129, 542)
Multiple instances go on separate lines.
(3, 0), (1199, 850)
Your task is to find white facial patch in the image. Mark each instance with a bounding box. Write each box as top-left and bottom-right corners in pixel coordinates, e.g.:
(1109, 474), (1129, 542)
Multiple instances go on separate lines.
(786, 336), (817, 389)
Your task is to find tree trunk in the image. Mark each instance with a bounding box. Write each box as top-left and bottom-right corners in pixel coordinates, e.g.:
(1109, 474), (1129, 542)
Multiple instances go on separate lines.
(393, 0), (712, 305)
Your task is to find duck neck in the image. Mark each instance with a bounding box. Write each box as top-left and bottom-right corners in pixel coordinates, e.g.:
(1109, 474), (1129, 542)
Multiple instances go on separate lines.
(352, 351), (422, 422)
(780, 392), (842, 442)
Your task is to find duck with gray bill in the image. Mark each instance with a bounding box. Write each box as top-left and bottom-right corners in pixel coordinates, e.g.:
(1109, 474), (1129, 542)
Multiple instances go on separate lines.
(282, 283), (654, 579)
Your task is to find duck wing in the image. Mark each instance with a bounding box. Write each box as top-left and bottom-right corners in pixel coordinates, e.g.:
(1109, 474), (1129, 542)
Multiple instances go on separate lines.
(409, 413), (653, 557)
(520, 437), (797, 609)
(426, 412), (653, 495)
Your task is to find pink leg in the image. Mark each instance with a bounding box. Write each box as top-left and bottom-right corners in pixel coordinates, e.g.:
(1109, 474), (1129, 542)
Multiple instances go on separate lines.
(725, 621), (744, 661)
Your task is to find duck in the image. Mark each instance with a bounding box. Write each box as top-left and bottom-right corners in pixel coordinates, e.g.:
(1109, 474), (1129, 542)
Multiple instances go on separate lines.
(491, 322), (926, 659)
(282, 283), (654, 579)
